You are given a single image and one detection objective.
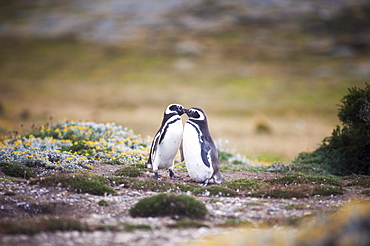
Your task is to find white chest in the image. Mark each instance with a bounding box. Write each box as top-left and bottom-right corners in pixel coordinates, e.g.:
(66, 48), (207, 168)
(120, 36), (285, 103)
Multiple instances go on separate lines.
(183, 121), (213, 182)
(153, 118), (183, 169)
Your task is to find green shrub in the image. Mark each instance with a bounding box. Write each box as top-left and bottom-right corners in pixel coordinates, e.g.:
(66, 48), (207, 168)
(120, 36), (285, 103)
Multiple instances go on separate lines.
(129, 193), (208, 219)
(294, 84), (370, 175)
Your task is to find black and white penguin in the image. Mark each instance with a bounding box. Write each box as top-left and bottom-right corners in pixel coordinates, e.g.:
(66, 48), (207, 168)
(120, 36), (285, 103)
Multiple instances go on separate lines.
(146, 104), (185, 180)
(183, 107), (224, 186)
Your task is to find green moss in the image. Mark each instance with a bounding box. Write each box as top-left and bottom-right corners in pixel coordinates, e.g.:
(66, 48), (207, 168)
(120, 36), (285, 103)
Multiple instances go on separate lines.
(129, 193), (208, 219)
(167, 219), (209, 229)
(2, 163), (36, 179)
(193, 185), (237, 197)
(115, 166), (142, 177)
(0, 217), (89, 235)
(31, 173), (116, 196)
(98, 199), (109, 206)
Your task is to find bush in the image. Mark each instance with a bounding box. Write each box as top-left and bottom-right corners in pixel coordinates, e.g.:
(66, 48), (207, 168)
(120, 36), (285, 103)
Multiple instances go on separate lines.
(295, 84), (370, 175)
(129, 193), (207, 219)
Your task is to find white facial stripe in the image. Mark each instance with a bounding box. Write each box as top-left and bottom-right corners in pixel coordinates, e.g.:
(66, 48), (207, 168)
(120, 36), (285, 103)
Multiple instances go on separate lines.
(189, 109), (205, 121)
(165, 104), (183, 115)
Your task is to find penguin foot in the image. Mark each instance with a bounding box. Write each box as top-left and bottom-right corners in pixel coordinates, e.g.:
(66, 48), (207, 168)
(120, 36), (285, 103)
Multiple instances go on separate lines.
(199, 179), (209, 187)
(154, 170), (163, 180)
(169, 169), (182, 180)
(154, 176), (166, 181)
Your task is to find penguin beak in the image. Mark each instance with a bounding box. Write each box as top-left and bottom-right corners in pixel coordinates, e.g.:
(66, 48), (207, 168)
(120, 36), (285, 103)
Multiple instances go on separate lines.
(182, 108), (189, 115)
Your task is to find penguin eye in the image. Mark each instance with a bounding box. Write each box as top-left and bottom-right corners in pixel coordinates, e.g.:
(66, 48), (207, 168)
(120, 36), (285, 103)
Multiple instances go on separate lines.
(193, 111), (200, 118)
(169, 105), (177, 111)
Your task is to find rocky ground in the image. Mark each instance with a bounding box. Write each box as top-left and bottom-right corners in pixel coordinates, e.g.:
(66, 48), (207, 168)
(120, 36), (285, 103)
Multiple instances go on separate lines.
(0, 163), (368, 246)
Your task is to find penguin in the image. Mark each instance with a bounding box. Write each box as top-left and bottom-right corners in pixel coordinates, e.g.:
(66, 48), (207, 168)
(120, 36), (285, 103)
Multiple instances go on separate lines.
(182, 107), (224, 186)
(146, 104), (185, 180)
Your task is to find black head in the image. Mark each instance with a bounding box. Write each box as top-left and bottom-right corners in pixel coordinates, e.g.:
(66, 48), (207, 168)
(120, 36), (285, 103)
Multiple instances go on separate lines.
(165, 104), (185, 116)
(184, 107), (207, 121)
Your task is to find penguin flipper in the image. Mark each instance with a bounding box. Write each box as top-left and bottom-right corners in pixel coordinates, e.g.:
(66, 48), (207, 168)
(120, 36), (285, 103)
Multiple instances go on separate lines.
(200, 140), (212, 168)
(148, 130), (161, 166)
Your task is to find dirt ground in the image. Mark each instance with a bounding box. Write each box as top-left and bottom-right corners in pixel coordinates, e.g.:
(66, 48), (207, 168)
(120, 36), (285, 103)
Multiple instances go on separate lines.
(0, 162), (368, 246)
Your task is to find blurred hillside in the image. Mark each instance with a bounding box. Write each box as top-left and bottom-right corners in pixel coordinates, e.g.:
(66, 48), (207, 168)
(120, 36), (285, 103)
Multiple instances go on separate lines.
(0, 0), (369, 160)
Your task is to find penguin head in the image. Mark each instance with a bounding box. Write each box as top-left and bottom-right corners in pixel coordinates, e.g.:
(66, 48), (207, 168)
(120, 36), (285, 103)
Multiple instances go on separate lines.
(184, 107), (207, 121)
(165, 104), (185, 116)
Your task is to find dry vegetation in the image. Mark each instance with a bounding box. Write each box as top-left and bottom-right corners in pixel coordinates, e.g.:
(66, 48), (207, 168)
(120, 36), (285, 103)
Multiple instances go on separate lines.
(0, 37), (367, 161)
